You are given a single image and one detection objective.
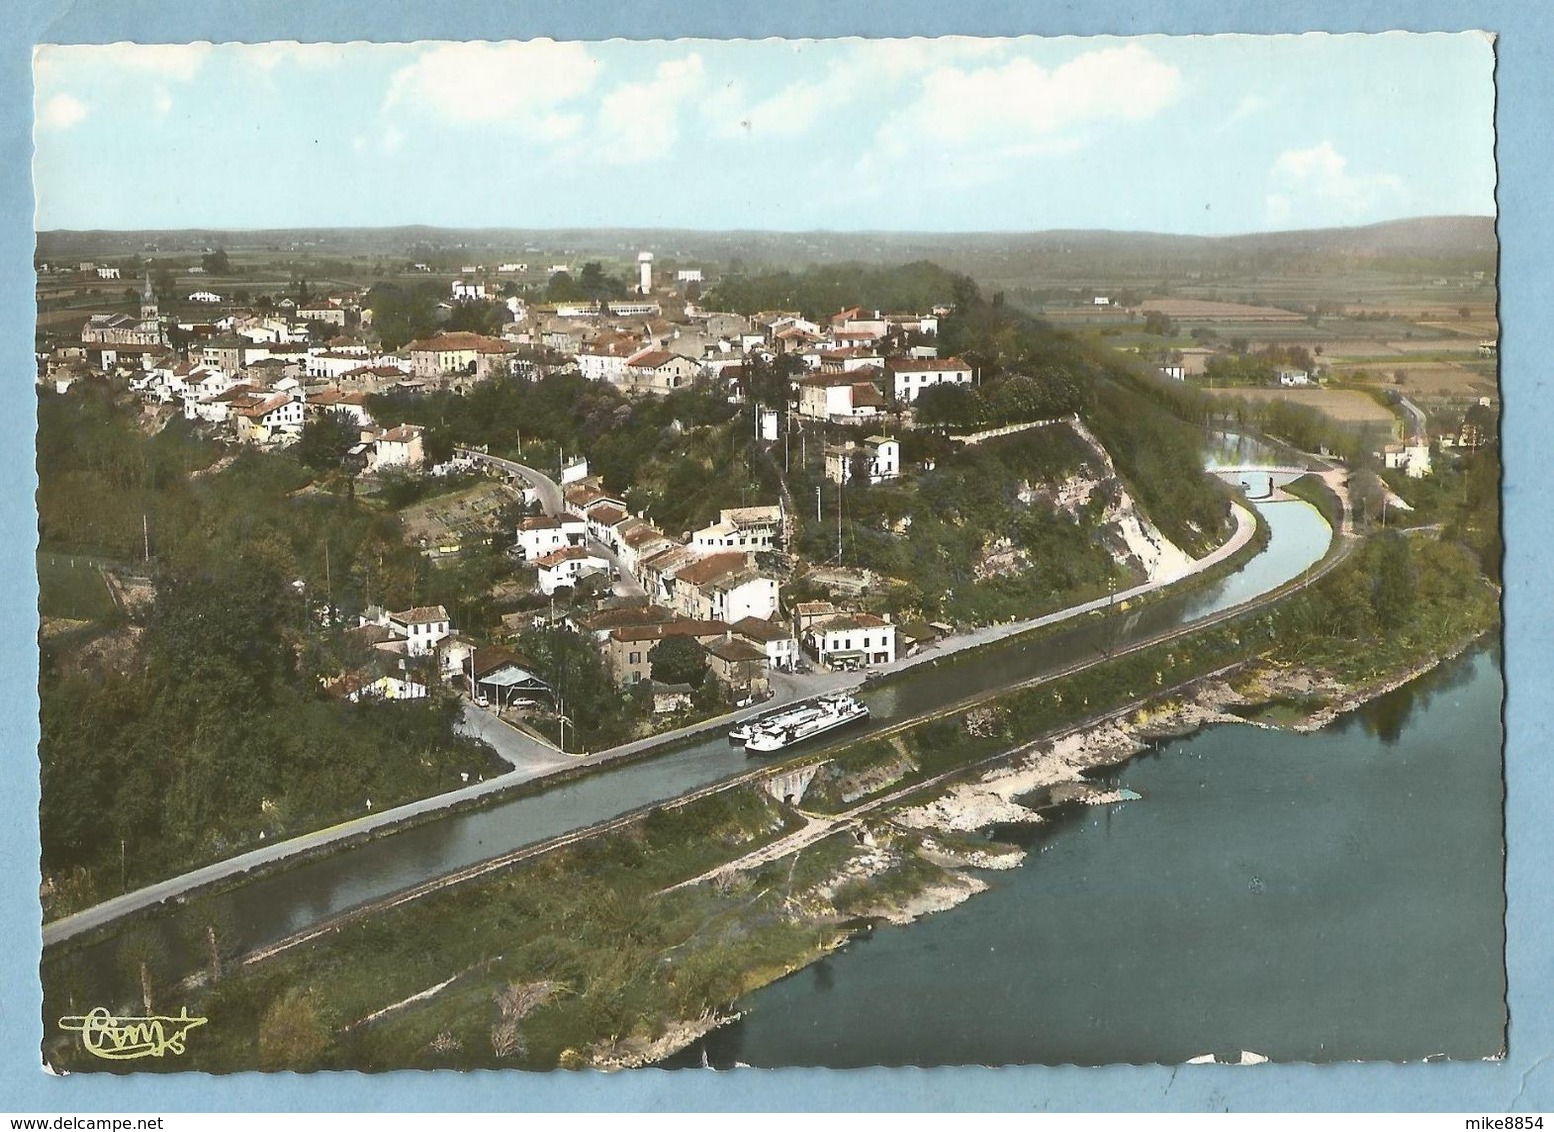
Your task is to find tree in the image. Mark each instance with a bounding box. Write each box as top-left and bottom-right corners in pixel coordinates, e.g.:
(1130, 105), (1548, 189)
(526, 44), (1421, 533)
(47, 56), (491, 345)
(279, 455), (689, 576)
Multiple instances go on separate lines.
(1370, 532), (1417, 630)
(201, 248), (232, 275)
(913, 383), (975, 430)
(546, 271), (584, 303)
(650, 635), (707, 688)
(296, 409), (359, 471)
(258, 988), (331, 1071)
(152, 266), (176, 300)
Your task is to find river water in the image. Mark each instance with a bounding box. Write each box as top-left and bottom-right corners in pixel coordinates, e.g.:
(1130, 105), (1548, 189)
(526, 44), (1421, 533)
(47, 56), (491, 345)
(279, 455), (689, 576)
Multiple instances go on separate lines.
(671, 644), (1506, 1067)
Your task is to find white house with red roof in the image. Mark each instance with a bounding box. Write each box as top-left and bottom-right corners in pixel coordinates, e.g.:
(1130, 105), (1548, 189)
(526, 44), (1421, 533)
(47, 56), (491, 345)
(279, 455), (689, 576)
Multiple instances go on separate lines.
(387, 604), (452, 656)
(806, 612), (897, 670)
(795, 371), (888, 421)
(534, 546), (612, 595)
(623, 348), (699, 394)
(516, 512), (588, 561)
(885, 355), (973, 403)
(363, 423), (425, 470)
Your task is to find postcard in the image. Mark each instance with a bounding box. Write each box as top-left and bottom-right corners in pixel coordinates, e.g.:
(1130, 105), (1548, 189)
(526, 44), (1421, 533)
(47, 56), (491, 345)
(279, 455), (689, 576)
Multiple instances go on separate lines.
(27, 29), (1509, 1088)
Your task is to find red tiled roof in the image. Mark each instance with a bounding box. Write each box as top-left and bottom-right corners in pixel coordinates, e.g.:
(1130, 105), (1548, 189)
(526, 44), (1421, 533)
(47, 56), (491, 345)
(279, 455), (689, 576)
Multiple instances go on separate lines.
(850, 382), (888, 408)
(379, 424), (423, 444)
(534, 546), (600, 568)
(233, 393), (292, 418)
(731, 616), (791, 643)
(587, 503), (628, 527)
(886, 355), (970, 372)
(673, 551), (748, 587)
(609, 619), (729, 643)
(404, 332), (502, 353)
(813, 612), (891, 633)
(621, 525), (672, 550)
(391, 604), (449, 625)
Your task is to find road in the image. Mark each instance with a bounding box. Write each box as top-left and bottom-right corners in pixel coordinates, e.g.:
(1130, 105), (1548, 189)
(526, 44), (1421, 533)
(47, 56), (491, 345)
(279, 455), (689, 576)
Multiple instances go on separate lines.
(460, 447), (647, 598)
(43, 493), (1316, 947)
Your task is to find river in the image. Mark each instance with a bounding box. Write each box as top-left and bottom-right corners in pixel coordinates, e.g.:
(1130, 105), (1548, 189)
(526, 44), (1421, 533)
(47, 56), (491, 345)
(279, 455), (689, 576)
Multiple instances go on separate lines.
(670, 644), (1506, 1067)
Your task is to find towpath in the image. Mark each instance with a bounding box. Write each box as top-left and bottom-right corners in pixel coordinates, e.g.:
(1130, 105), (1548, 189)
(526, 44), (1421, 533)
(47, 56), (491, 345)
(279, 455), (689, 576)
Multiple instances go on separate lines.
(42, 491), (1309, 946)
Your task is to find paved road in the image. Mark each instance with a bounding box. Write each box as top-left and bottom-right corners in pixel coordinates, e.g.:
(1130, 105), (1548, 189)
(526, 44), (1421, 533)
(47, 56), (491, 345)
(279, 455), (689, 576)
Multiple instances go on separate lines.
(455, 702), (573, 774)
(462, 449), (564, 515)
(1397, 394), (1428, 442)
(40, 494), (1297, 946)
(462, 448), (647, 598)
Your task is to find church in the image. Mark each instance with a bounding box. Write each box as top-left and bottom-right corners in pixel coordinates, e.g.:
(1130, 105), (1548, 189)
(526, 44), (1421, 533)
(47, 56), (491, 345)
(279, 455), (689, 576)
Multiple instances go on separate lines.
(80, 273), (167, 347)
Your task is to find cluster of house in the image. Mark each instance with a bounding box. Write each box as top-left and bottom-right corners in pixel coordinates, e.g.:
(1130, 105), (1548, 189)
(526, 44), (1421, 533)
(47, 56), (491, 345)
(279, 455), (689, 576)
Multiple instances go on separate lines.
(551, 301), (966, 409)
(330, 604), (558, 716)
(504, 475), (931, 705)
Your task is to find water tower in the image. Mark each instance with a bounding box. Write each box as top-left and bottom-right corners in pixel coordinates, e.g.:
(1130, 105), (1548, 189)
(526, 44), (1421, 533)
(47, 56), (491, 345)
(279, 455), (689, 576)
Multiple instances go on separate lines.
(637, 251), (653, 295)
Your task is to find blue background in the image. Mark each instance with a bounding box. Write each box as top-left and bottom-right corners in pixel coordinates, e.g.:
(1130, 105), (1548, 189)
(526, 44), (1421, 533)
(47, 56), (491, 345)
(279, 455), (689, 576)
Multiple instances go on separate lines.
(2, 1), (1545, 1113)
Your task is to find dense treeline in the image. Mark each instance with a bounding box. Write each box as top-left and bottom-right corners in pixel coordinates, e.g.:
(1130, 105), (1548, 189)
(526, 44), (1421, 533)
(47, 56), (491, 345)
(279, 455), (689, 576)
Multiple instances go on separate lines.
(935, 282), (1232, 556)
(703, 259), (964, 320)
(37, 388), (505, 911)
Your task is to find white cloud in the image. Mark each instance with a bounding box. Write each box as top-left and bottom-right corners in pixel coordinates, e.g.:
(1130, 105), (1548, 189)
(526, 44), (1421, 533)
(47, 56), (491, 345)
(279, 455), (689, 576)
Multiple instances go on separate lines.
(1227, 93), (1268, 124)
(38, 93), (87, 131)
(1264, 141), (1405, 224)
(707, 36), (1010, 140)
(384, 40), (599, 133)
(242, 42), (347, 71)
(853, 43), (1180, 177)
(592, 53), (707, 163)
(718, 69), (853, 139)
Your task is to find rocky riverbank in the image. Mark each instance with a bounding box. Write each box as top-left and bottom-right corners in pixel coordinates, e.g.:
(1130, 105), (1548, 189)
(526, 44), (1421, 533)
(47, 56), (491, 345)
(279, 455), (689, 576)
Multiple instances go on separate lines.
(641, 637), (1495, 1068)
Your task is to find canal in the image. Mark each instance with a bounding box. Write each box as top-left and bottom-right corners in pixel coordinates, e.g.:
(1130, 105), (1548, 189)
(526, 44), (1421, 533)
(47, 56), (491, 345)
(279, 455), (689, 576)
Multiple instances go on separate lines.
(671, 643), (1506, 1067)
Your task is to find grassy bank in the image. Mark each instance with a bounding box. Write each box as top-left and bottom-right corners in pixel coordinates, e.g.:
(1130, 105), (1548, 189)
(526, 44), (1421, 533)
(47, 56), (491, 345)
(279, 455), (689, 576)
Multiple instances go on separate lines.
(42, 531), (1495, 1074)
(1283, 473), (1344, 530)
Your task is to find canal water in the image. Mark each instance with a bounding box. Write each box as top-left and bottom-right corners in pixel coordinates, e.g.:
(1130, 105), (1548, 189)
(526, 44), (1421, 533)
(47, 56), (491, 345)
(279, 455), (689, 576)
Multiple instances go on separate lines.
(118, 497), (1327, 960)
(671, 644), (1506, 1067)
(58, 493), (1335, 988)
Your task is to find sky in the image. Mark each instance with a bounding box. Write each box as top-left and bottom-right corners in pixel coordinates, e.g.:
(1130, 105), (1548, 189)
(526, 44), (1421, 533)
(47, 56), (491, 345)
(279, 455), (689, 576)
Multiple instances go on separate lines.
(31, 33), (1496, 235)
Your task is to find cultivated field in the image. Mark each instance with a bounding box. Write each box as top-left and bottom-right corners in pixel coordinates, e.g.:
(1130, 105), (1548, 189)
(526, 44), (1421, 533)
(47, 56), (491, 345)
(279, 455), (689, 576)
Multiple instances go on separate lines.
(1326, 360), (1496, 399)
(1138, 298), (1306, 321)
(1203, 386), (1400, 429)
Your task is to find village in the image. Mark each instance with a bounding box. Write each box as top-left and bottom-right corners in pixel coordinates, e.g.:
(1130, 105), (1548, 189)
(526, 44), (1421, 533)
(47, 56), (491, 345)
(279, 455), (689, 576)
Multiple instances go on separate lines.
(37, 236), (1500, 759)
(36, 250), (1002, 752)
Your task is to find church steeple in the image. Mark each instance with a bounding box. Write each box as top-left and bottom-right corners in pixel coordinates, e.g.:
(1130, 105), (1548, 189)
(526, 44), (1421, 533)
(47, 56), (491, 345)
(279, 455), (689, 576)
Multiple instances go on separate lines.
(140, 271), (158, 322)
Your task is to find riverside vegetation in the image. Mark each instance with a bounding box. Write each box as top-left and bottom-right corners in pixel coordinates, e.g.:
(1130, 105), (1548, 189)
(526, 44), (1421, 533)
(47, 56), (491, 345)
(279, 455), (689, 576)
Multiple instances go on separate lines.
(39, 519), (1498, 1073)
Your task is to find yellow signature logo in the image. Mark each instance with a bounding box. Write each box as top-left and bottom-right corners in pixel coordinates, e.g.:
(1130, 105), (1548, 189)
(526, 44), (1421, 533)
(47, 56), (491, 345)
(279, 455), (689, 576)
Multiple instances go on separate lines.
(58, 1006), (208, 1060)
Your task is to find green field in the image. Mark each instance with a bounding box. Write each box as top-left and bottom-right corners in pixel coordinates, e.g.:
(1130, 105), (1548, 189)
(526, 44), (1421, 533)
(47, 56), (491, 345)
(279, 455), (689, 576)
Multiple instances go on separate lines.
(36, 551), (118, 620)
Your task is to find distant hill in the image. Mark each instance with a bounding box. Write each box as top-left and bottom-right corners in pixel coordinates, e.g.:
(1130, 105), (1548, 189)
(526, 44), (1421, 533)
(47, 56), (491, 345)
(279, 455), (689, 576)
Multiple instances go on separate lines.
(36, 215), (1496, 287)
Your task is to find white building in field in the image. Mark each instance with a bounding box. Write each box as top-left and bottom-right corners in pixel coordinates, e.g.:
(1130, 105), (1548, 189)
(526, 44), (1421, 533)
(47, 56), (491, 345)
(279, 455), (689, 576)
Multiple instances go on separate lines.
(824, 436), (900, 485)
(452, 279), (487, 302)
(1381, 439), (1432, 479)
